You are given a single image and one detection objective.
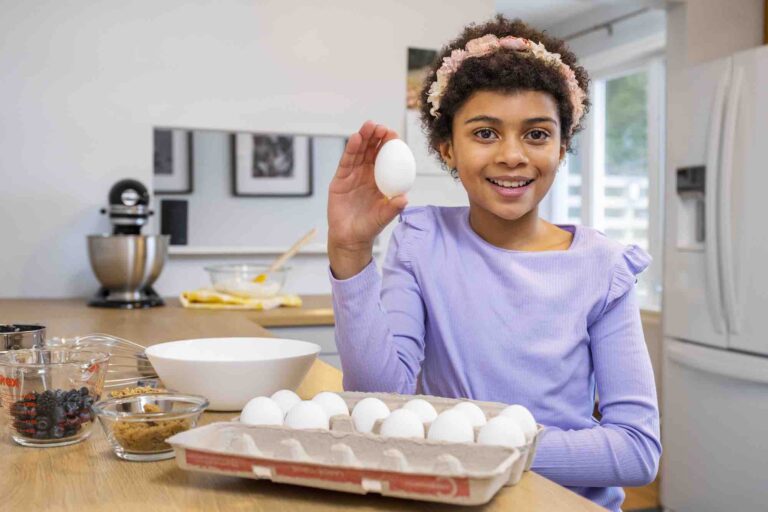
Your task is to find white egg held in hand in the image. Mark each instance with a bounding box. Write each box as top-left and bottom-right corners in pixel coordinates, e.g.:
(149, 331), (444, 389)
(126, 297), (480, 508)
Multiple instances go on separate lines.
(284, 401), (329, 430)
(402, 398), (438, 423)
(240, 396), (284, 426)
(270, 389), (301, 415)
(380, 408), (425, 439)
(499, 404), (537, 441)
(311, 391), (349, 417)
(427, 409), (474, 443)
(478, 416), (526, 448)
(452, 402), (487, 427)
(351, 397), (390, 433)
(374, 139), (416, 198)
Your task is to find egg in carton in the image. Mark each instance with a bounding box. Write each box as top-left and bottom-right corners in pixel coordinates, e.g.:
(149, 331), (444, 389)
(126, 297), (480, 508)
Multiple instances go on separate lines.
(233, 390), (541, 487)
(328, 391), (543, 486)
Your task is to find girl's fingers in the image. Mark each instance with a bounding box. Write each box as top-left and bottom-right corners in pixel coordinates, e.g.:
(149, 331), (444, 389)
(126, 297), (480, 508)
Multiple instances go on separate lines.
(381, 129), (399, 145)
(337, 133), (363, 174)
(353, 121), (377, 168)
(377, 194), (409, 228)
(363, 124), (390, 165)
(334, 122), (398, 181)
(335, 121), (374, 179)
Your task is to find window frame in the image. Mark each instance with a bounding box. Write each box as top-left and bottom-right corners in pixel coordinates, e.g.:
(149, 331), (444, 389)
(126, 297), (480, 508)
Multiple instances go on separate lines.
(548, 37), (666, 311)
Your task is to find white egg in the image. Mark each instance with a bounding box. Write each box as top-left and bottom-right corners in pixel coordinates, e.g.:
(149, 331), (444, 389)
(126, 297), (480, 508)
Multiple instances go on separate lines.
(240, 396), (284, 426)
(452, 402), (487, 427)
(374, 139), (416, 198)
(284, 401), (329, 430)
(351, 397), (390, 433)
(427, 409), (475, 443)
(379, 408), (425, 439)
(402, 398), (438, 423)
(311, 391), (349, 417)
(499, 404), (537, 441)
(478, 416), (527, 448)
(270, 389), (301, 415)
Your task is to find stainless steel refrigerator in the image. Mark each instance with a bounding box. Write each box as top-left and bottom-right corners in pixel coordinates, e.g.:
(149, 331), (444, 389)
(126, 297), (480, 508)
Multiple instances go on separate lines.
(661, 44), (768, 511)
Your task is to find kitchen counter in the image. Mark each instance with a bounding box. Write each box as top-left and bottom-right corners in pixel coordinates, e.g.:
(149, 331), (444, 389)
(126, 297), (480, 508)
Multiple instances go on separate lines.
(0, 299), (603, 511)
(165, 295), (335, 327)
(245, 294), (334, 327)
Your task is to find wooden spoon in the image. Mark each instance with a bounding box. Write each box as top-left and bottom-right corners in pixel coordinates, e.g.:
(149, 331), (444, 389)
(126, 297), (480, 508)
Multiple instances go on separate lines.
(252, 228), (318, 283)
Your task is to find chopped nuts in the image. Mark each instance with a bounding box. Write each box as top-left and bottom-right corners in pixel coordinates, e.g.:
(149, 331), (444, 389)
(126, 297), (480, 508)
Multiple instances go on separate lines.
(109, 386), (166, 398)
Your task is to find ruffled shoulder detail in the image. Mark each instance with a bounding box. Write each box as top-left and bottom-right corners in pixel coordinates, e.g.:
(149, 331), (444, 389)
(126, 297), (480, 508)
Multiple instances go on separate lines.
(605, 244), (652, 311)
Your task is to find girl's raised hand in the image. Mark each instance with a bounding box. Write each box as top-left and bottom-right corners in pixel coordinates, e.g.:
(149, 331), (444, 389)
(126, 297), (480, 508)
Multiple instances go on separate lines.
(327, 121), (409, 279)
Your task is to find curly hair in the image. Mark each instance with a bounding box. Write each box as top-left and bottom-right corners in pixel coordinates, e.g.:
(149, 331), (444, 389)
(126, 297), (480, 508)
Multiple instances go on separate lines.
(418, 15), (590, 174)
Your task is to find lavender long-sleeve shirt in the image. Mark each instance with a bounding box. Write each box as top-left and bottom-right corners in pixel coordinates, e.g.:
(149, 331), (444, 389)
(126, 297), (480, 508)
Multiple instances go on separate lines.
(329, 206), (661, 511)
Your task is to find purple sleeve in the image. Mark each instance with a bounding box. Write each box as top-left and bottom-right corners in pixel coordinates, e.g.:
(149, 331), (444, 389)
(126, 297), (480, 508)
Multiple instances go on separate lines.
(532, 284), (662, 487)
(329, 225), (426, 393)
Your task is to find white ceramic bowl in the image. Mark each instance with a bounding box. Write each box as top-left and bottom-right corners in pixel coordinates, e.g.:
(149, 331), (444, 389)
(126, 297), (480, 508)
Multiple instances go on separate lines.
(145, 337), (320, 411)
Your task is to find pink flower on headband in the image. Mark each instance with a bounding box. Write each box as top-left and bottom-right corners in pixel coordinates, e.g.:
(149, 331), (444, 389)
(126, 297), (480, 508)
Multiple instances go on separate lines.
(499, 36), (529, 51)
(465, 34), (500, 55)
(426, 34), (586, 134)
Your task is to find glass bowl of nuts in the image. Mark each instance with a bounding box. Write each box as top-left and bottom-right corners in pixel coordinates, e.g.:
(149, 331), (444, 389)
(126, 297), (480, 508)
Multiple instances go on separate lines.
(92, 393), (208, 461)
(0, 348), (109, 447)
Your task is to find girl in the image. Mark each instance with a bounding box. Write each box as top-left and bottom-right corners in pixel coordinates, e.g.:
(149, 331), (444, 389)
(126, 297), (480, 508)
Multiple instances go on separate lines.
(326, 16), (660, 512)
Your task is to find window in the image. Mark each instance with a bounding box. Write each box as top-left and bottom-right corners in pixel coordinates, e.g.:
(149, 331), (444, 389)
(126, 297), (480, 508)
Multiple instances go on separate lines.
(546, 53), (665, 311)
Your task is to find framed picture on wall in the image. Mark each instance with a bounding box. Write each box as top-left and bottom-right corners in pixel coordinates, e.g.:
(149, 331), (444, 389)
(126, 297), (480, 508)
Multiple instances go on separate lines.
(231, 133), (312, 197)
(153, 128), (193, 194)
(405, 47), (445, 176)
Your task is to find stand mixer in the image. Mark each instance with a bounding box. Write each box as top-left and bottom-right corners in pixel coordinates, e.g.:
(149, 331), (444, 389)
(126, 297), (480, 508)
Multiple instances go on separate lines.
(87, 179), (169, 308)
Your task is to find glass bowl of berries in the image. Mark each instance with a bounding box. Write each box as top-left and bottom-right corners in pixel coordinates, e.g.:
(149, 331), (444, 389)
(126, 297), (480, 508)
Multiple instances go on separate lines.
(0, 348), (109, 447)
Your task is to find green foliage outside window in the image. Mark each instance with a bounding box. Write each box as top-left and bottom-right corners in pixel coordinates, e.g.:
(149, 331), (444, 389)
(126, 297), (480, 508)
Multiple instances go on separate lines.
(606, 72), (648, 175)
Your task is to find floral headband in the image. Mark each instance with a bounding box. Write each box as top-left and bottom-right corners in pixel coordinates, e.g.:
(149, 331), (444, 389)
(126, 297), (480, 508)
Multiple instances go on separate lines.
(426, 34), (587, 133)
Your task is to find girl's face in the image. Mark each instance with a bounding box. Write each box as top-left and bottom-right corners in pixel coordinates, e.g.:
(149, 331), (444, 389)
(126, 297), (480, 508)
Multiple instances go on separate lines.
(439, 90), (565, 223)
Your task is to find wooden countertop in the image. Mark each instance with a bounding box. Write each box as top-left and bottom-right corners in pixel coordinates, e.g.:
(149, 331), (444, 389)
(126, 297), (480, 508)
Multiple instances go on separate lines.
(0, 299), (603, 512)
(245, 294), (334, 327)
(167, 294), (334, 328)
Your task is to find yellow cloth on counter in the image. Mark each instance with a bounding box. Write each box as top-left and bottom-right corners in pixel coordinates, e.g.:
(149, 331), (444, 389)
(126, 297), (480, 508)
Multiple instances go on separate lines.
(180, 289), (302, 310)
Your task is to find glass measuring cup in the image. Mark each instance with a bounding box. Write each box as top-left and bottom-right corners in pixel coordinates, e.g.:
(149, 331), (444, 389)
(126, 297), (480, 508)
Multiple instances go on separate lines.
(0, 348), (109, 447)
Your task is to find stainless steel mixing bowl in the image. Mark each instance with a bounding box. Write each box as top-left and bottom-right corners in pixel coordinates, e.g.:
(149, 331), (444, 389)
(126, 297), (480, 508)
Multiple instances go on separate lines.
(87, 235), (170, 302)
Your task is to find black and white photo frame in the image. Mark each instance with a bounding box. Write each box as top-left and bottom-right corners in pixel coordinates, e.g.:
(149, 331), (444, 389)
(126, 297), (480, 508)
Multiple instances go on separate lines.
(231, 132), (313, 197)
(153, 128), (194, 194)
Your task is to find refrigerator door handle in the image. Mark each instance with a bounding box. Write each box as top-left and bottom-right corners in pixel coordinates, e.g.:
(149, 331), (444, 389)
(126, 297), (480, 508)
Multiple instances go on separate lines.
(719, 67), (744, 335)
(704, 70), (729, 334)
(667, 340), (768, 385)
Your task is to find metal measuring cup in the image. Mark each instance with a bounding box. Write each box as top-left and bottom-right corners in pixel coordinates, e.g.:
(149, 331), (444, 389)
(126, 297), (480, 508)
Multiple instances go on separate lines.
(0, 324), (46, 350)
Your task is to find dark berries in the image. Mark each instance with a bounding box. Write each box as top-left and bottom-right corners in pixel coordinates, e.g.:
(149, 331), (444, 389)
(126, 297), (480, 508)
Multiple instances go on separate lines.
(9, 386), (95, 441)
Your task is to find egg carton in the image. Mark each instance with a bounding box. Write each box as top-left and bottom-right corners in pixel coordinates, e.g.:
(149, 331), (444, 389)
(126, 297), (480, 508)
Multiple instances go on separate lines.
(334, 391), (542, 473)
(167, 391), (542, 506)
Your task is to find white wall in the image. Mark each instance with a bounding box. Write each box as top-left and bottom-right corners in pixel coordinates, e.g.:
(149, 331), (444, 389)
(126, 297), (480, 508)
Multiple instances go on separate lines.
(0, 0), (493, 298)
